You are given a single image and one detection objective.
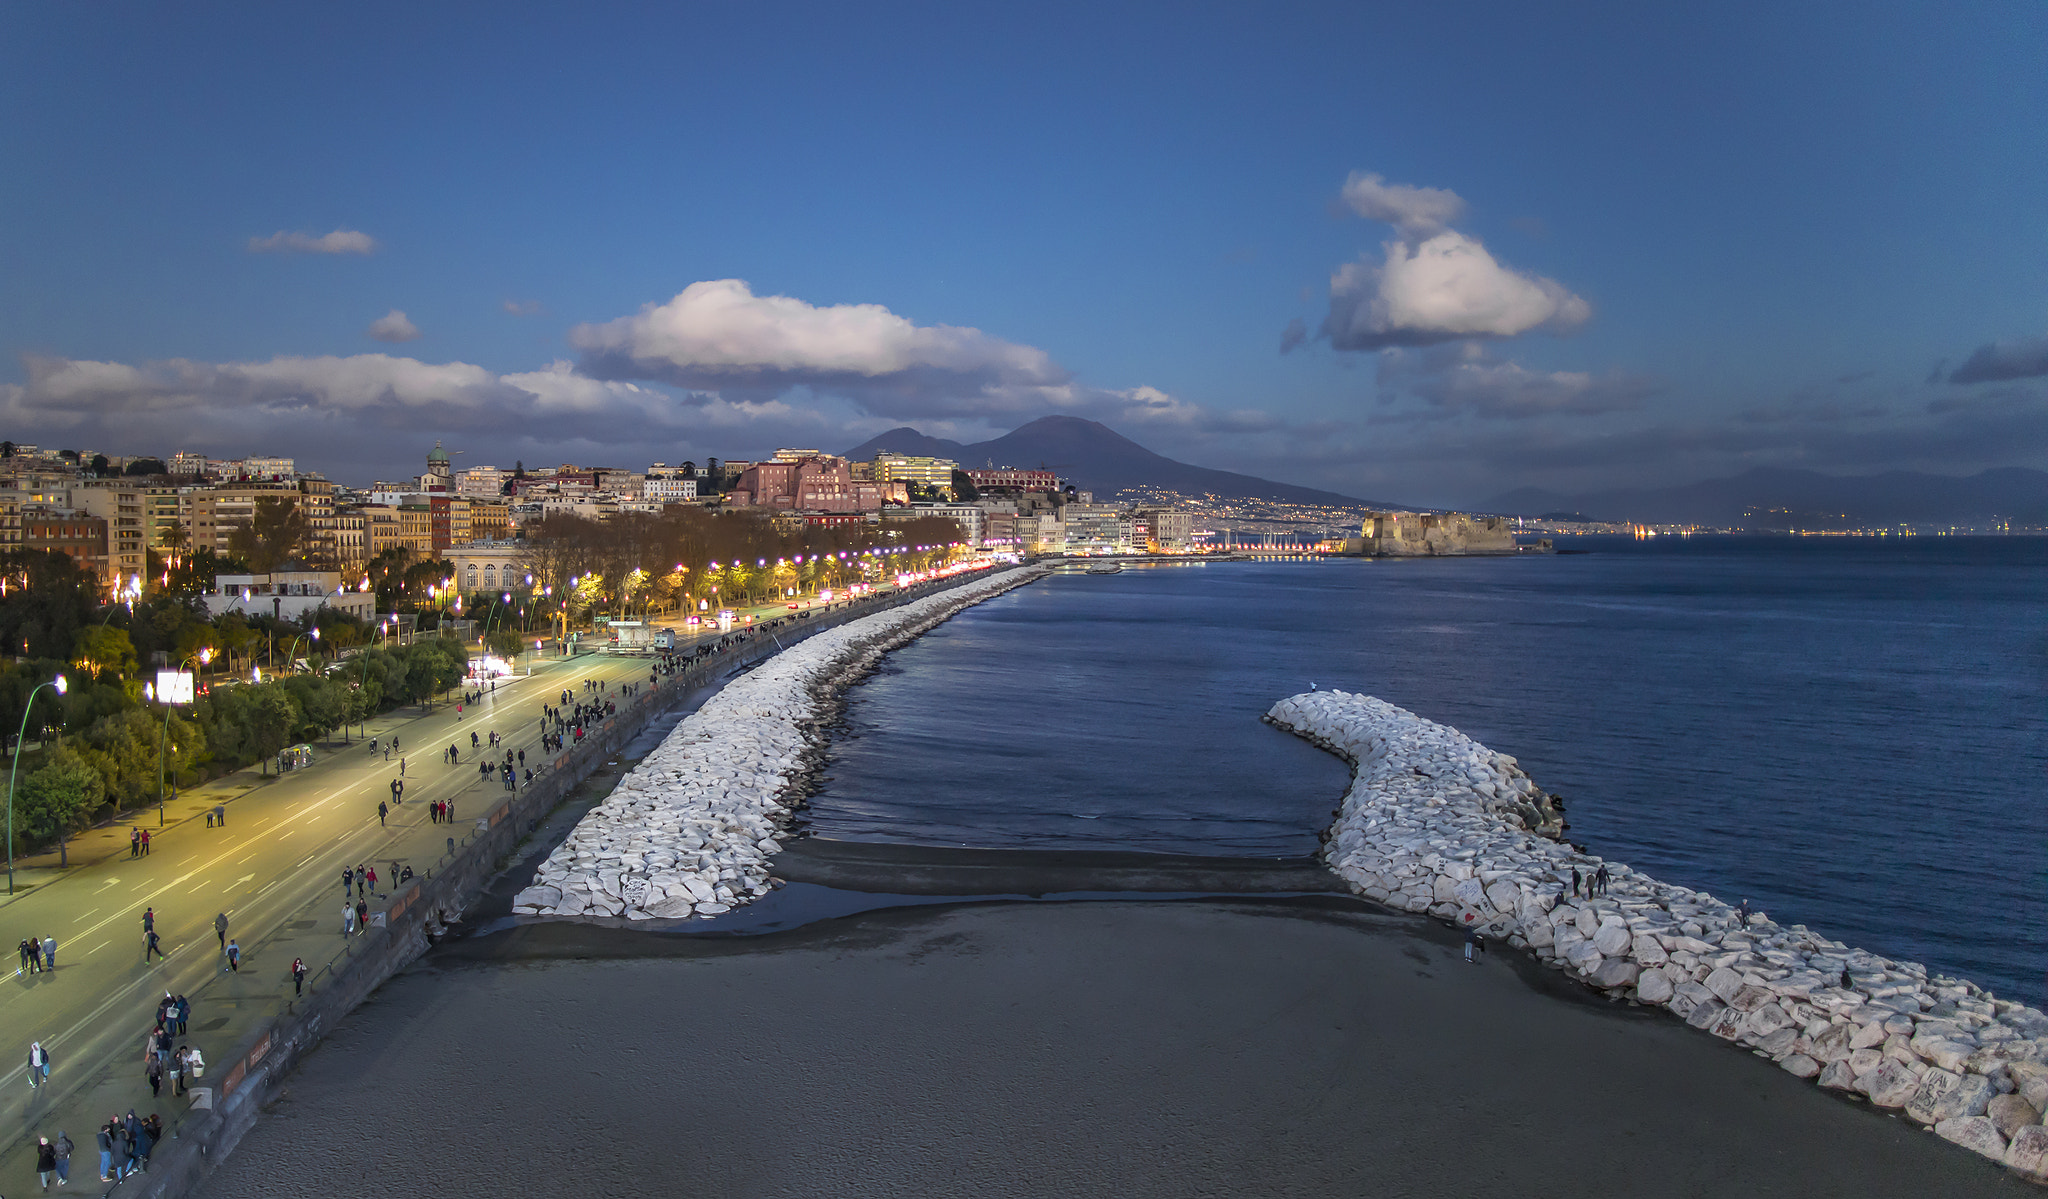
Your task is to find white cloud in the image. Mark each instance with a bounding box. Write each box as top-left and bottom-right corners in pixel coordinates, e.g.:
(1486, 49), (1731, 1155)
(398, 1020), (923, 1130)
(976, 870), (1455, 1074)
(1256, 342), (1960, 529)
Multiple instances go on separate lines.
(502, 299), (543, 316)
(366, 309), (421, 343)
(246, 229), (378, 255)
(570, 279), (1070, 419)
(1311, 172), (1589, 352)
(1340, 171), (1467, 239)
(1324, 232), (1590, 350)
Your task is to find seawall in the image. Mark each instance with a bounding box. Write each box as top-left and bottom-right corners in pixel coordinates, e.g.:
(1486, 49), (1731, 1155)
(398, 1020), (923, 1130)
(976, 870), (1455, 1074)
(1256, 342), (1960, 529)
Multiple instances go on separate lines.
(1266, 688), (2048, 1184)
(516, 564), (1048, 920)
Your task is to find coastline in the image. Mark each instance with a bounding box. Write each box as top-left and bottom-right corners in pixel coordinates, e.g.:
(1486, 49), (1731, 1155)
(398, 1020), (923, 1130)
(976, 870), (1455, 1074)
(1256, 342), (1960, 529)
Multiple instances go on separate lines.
(1269, 688), (2048, 1181)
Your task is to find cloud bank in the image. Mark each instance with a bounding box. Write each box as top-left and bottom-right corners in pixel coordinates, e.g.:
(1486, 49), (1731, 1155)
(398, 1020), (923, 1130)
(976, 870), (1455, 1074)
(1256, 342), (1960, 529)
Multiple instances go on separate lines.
(570, 279), (1070, 419)
(246, 229), (378, 255)
(1950, 335), (2048, 384)
(366, 310), (421, 343)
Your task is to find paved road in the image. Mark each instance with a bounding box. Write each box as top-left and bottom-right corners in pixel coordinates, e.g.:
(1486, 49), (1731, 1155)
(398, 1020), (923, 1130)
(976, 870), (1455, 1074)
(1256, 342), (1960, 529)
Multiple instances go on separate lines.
(0, 644), (664, 1177)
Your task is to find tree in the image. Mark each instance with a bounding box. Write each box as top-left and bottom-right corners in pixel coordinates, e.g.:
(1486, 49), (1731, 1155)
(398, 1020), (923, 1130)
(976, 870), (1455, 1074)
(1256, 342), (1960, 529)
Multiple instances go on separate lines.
(281, 673), (346, 741)
(89, 454), (110, 475)
(14, 745), (103, 862)
(0, 549), (97, 661)
(124, 457), (169, 477)
(950, 468), (980, 502)
(484, 628), (524, 659)
(199, 681), (298, 774)
(72, 625), (139, 681)
(226, 495), (313, 572)
(0, 441), (13, 458)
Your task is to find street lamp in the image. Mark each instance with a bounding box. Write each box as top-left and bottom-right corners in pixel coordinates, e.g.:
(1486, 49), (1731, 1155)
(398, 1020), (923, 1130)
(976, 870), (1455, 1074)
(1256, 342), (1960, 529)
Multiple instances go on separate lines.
(6, 673), (67, 894)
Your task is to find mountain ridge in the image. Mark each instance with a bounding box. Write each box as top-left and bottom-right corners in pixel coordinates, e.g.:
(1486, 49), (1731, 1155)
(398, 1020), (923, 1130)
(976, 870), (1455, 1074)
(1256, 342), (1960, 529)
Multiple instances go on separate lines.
(1485, 466), (2048, 527)
(843, 416), (1399, 508)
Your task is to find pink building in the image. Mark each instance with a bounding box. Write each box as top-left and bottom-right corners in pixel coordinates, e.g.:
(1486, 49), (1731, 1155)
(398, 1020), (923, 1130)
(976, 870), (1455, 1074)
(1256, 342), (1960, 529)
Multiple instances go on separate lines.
(729, 454), (882, 512)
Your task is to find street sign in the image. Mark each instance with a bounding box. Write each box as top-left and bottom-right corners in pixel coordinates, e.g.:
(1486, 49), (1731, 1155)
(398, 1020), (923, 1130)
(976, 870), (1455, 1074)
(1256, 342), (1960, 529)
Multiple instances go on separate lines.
(156, 669), (195, 705)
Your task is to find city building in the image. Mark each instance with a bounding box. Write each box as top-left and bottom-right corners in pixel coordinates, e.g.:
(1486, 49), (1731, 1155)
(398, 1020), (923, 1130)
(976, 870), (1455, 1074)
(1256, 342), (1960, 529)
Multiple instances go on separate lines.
(965, 467), (1057, 493)
(727, 454), (882, 512)
(201, 571), (375, 621)
(870, 453), (959, 489)
(447, 541), (528, 596)
(456, 465), (506, 497)
(22, 507), (109, 584)
(882, 502), (982, 546)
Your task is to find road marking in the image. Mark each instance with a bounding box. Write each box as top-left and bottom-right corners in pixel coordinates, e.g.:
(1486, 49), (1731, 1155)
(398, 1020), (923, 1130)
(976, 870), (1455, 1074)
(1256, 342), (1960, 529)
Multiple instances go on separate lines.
(86, 940), (110, 956)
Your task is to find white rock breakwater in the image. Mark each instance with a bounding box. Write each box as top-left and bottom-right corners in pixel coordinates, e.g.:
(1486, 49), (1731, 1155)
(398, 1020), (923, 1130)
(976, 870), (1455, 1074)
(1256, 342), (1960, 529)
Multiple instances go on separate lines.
(1268, 689), (2048, 1183)
(514, 566), (1045, 922)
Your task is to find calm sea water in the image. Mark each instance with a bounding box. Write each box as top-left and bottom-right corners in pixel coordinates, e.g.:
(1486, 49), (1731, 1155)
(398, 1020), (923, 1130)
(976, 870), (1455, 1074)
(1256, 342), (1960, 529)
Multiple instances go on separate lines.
(811, 538), (2048, 1005)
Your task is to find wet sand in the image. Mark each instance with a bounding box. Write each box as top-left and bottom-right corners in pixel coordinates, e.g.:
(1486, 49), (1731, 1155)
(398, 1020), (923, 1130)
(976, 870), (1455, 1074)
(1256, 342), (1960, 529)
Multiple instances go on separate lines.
(194, 898), (2027, 1198)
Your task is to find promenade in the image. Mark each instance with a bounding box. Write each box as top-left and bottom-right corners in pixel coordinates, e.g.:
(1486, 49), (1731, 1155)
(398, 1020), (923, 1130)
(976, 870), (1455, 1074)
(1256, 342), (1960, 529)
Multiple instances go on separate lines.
(0, 605), (786, 1188)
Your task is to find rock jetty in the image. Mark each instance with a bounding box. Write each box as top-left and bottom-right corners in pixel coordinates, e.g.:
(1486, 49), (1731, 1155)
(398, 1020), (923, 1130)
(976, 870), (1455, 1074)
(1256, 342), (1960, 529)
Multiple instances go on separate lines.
(1267, 688), (2048, 1184)
(514, 565), (1044, 921)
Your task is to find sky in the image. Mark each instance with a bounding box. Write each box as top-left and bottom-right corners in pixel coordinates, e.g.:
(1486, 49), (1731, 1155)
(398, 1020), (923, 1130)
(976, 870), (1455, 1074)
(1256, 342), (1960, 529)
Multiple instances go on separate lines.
(2, 2), (2044, 507)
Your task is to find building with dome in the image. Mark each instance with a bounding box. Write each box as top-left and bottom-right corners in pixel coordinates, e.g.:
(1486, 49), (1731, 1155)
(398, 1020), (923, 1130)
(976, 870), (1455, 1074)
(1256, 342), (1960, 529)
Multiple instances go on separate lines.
(419, 441), (454, 492)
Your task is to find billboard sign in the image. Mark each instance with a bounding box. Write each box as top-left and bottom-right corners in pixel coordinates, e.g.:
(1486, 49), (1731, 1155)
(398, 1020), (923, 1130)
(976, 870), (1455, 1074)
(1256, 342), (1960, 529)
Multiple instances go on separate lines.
(156, 670), (195, 705)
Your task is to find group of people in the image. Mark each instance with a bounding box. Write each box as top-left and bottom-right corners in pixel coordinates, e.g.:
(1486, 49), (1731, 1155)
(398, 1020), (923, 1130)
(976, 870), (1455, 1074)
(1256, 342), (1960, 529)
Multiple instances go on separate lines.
(16, 934), (56, 975)
(1567, 864), (1612, 898)
(127, 826), (153, 857)
(144, 994), (201, 1099)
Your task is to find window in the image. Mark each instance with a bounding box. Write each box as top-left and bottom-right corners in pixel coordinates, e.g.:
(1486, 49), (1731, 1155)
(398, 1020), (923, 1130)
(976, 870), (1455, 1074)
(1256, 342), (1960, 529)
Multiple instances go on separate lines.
(465, 564), (479, 589)
(483, 564), (497, 587)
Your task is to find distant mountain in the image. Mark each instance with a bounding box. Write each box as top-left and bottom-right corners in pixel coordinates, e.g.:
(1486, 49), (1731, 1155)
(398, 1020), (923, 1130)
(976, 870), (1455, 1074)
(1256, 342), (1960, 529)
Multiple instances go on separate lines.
(845, 415), (1397, 508)
(1485, 466), (2048, 527)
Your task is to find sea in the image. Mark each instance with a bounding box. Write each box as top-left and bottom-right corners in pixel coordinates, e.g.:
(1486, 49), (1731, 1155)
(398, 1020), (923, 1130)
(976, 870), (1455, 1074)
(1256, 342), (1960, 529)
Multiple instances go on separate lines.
(808, 536), (2048, 1006)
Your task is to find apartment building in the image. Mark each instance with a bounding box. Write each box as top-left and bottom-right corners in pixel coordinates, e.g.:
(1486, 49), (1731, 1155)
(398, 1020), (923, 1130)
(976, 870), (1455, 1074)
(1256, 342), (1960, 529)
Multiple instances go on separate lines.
(22, 508), (109, 584)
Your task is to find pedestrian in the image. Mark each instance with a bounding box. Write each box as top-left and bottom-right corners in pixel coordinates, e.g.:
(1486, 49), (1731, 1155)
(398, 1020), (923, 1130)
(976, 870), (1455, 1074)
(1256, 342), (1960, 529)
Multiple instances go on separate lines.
(147, 1053), (164, 1097)
(142, 907), (154, 937)
(400, 756), (406, 777)
(391, 777), (403, 804)
(96, 1123), (113, 1182)
(1568, 866), (1581, 897)
(342, 903), (356, 936)
(124, 1111), (141, 1177)
(28, 1040), (51, 1088)
(36, 1134), (56, 1189)
(355, 899), (368, 934)
(365, 866), (377, 896)
(110, 1121), (129, 1181)
(517, 749), (525, 767)
(378, 800), (388, 826)
(43, 934), (56, 970)
(1464, 926), (1478, 963)
(292, 956), (306, 996)
(1737, 898), (1751, 927)
(343, 866), (354, 896)
(130, 827), (140, 858)
(214, 912), (228, 950)
(175, 994), (189, 1035)
(224, 939), (241, 972)
(54, 1130), (72, 1186)
(27, 936), (43, 972)
(145, 929), (163, 961)
(140, 828), (150, 855)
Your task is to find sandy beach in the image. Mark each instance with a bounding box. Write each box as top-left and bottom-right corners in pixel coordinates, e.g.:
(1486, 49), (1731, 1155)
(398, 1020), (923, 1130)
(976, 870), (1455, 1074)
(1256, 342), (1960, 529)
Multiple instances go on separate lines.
(191, 895), (2026, 1198)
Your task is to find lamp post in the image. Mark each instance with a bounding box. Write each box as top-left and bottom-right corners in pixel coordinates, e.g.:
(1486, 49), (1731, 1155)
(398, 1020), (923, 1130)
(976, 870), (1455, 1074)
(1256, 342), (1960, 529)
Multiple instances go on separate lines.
(7, 673), (68, 894)
(354, 617), (392, 739)
(282, 626), (321, 674)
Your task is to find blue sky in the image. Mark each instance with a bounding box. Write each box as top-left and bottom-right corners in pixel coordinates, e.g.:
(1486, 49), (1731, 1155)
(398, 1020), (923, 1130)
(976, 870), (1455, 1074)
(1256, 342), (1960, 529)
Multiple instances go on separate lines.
(2, 2), (2043, 506)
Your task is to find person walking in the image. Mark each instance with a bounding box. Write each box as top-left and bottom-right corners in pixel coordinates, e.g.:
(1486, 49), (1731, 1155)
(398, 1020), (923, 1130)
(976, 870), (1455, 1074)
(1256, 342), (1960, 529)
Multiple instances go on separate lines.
(42, 935), (55, 971)
(27, 936), (43, 972)
(140, 828), (150, 855)
(342, 903), (356, 936)
(142, 906), (155, 938)
(214, 912), (229, 951)
(129, 827), (140, 858)
(28, 1040), (51, 1089)
(355, 899), (369, 934)
(365, 866), (377, 896)
(400, 756), (406, 777)
(390, 777), (403, 805)
(342, 866), (354, 897)
(54, 1130), (72, 1186)
(292, 956), (307, 997)
(36, 1134), (56, 1189)
(147, 1052), (164, 1097)
(378, 800), (388, 826)
(224, 938), (241, 973)
(174, 994), (189, 1035)
(145, 929), (164, 961)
